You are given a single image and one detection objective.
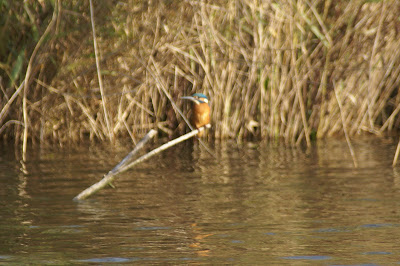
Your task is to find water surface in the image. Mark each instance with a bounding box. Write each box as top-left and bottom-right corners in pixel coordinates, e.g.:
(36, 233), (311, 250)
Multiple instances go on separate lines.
(1, 138), (400, 264)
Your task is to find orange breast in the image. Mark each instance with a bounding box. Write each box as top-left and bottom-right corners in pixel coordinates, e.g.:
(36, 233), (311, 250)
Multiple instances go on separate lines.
(191, 103), (210, 136)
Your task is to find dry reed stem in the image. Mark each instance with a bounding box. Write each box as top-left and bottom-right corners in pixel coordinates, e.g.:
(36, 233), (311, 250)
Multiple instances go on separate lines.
(334, 81), (358, 167)
(393, 139), (400, 167)
(89, 0), (113, 142)
(360, 1), (387, 132)
(21, 0), (59, 159)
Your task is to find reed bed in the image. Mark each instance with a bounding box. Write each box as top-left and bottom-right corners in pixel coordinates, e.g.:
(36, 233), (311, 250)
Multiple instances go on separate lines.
(1, 0), (400, 147)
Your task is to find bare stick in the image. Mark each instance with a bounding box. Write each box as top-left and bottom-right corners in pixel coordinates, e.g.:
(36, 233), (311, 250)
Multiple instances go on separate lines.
(119, 125), (210, 173)
(73, 125), (209, 201)
(73, 129), (157, 201)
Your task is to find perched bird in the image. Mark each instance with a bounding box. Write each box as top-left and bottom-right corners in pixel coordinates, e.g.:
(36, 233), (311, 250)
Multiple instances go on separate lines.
(181, 93), (210, 137)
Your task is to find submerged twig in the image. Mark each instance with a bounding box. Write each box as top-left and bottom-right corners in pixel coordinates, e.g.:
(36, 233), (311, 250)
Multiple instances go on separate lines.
(73, 125), (210, 201)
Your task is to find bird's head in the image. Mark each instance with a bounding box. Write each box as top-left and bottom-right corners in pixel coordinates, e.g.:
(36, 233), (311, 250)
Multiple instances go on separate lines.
(181, 93), (209, 105)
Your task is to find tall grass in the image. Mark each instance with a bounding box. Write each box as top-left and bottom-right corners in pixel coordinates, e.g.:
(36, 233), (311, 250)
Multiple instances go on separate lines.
(1, 0), (400, 147)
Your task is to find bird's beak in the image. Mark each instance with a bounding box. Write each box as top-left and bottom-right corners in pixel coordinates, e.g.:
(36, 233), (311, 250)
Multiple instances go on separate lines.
(181, 96), (199, 104)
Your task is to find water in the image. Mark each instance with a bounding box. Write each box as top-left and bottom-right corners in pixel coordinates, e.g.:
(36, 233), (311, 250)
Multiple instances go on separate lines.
(1, 138), (400, 264)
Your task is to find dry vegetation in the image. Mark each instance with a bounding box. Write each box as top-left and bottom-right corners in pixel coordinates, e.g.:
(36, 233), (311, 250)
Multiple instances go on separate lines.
(1, 0), (400, 148)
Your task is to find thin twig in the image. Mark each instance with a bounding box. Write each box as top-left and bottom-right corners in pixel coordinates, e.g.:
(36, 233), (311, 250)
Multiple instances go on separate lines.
(0, 120), (24, 135)
(0, 81), (25, 126)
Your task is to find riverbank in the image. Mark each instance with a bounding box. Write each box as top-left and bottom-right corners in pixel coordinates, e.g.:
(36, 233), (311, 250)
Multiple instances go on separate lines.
(1, 1), (400, 147)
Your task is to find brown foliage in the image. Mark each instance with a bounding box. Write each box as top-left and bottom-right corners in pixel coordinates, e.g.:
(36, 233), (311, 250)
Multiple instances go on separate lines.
(1, 0), (400, 146)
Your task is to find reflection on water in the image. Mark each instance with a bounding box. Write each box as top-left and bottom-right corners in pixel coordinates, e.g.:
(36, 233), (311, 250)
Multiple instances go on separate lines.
(1, 138), (400, 264)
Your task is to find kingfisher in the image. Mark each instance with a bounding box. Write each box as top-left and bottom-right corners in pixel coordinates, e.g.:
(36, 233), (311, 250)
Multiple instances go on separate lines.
(181, 93), (210, 137)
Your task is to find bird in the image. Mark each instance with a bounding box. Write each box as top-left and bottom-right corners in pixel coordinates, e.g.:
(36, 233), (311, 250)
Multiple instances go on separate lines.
(181, 93), (210, 137)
